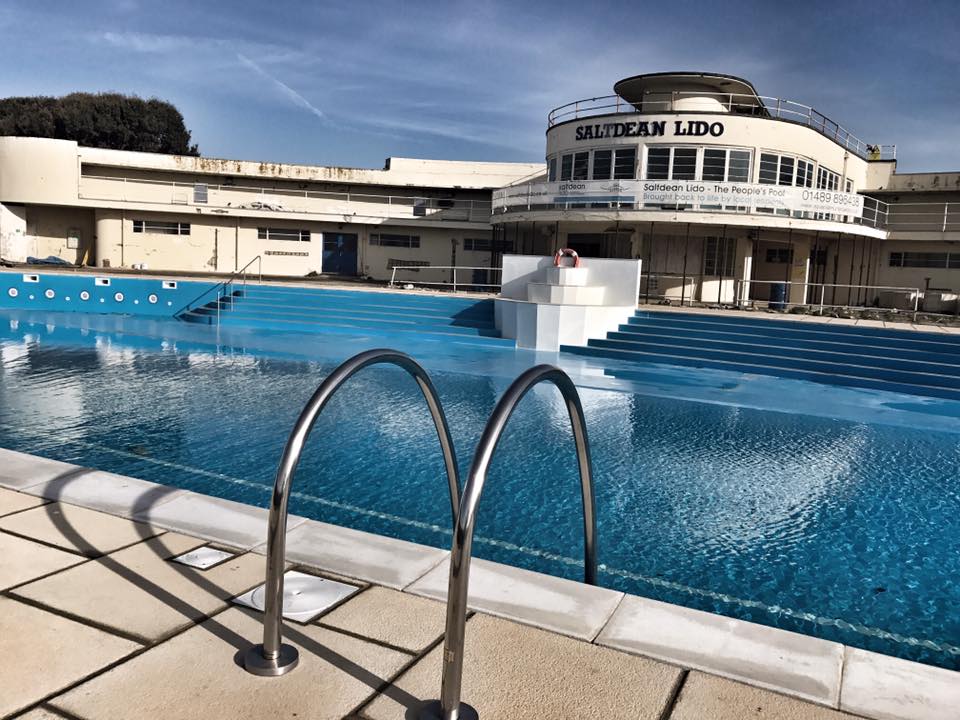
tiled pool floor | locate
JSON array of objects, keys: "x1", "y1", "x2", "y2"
[{"x1": 1, "y1": 450, "x2": 957, "y2": 720}]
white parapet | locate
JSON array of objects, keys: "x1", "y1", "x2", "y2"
[{"x1": 496, "y1": 254, "x2": 642, "y2": 351}]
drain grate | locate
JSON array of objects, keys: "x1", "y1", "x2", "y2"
[
  {"x1": 171, "y1": 546, "x2": 236, "y2": 569},
  {"x1": 233, "y1": 570, "x2": 359, "y2": 623}
]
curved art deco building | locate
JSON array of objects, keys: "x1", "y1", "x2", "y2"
[{"x1": 492, "y1": 72, "x2": 945, "y2": 308}]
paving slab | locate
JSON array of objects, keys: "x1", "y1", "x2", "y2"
[
  {"x1": 0, "y1": 532, "x2": 86, "y2": 590},
  {"x1": 0, "y1": 597, "x2": 139, "y2": 718},
  {"x1": 51, "y1": 607, "x2": 410, "y2": 720},
  {"x1": 266, "y1": 519, "x2": 448, "y2": 590},
  {"x1": 361, "y1": 612, "x2": 682, "y2": 719},
  {"x1": 0, "y1": 502, "x2": 162, "y2": 556},
  {"x1": 406, "y1": 555, "x2": 623, "y2": 640},
  {"x1": 596, "y1": 595, "x2": 843, "y2": 706},
  {"x1": 320, "y1": 585, "x2": 446, "y2": 654},
  {"x1": 24, "y1": 467, "x2": 185, "y2": 518},
  {"x1": 0, "y1": 448, "x2": 82, "y2": 490},
  {"x1": 133, "y1": 490, "x2": 305, "y2": 550},
  {"x1": 839, "y1": 647, "x2": 960, "y2": 720},
  {"x1": 670, "y1": 671, "x2": 861, "y2": 720},
  {"x1": 0, "y1": 486, "x2": 46, "y2": 516},
  {"x1": 11, "y1": 533, "x2": 264, "y2": 642}
]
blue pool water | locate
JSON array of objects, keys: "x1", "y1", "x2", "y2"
[{"x1": 1, "y1": 307, "x2": 959, "y2": 670}]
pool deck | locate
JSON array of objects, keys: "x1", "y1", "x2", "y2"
[{"x1": 2, "y1": 449, "x2": 958, "y2": 720}]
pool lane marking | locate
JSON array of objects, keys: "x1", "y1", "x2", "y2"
[{"x1": 21, "y1": 437, "x2": 960, "y2": 659}]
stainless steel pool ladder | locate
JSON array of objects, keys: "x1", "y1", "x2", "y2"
[
  {"x1": 244, "y1": 351, "x2": 598, "y2": 720},
  {"x1": 216, "y1": 255, "x2": 263, "y2": 327},
  {"x1": 419, "y1": 364, "x2": 597, "y2": 720},
  {"x1": 243, "y1": 348, "x2": 461, "y2": 676}
]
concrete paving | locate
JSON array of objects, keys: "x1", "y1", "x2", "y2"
[{"x1": 1, "y1": 480, "x2": 949, "y2": 720}]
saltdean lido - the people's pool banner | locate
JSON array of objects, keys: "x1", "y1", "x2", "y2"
[{"x1": 493, "y1": 180, "x2": 865, "y2": 217}]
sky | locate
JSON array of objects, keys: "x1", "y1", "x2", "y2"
[{"x1": 0, "y1": 0, "x2": 957, "y2": 172}]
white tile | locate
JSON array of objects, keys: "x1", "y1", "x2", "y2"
[
  {"x1": 407, "y1": 555, "x2": 623, "y2": 641},
  {"x1": 263, "y1": 519, "x2": 448, "y2": 590},
  {"x1": 26, "y1": 468, "x2": 184, "y2": 518},
  {"x1": 839, "y1": 648, "x2": 960, "y2": 720},
  {"x1": 133, "y1": 491, "x2": 305, "y2": 550},
  {"x1": 595, "y1": 595, "x2": 843, "y2": 707},
  {"x1": 232, "y1": 569, "x2": 359, "y2": 623},
  {"x1": 0, "y1": 448, "x2": 84, "y2": 490}
]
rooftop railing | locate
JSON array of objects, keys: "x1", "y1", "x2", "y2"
[
  {"x1": 78, "y1": 174, "x2": 493, "y2": 224},
  {"x1": 547, "y1": 92, "x2": 895, "y2": 161}
]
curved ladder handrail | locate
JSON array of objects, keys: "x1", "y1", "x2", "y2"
[
  {"x1": 423, "y1": 364, "x2": 597, "y2": 720},
  {"x1": 244, "y1": 348, "x2": 461, "y2": 676}
]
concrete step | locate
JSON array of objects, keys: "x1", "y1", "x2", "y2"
[
  {"x1": 602, "y1": 331, "x2": 960, "y2": 375},
  {"x1": 561, "y1": 344, "x2": 960, "y2": 401},
  {"x1": 613, "y1": 323, "x2": 960, "y2": 364},
  {"x1": 588, "y1": 339, "x2": 960, "y2": 389}
]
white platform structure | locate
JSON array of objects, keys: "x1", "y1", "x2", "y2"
[{"x1": 495, "y1": 254, "x2": 642, "y2": 351}]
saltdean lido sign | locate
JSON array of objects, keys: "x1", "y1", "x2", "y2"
[
  {"x1": 493, "y1": 180, "x2": 865, "y2": 218},
  {"x1": 575, "y1": 119, "x2": 724, "y2": 140}
]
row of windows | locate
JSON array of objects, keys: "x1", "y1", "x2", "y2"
[
  {"x1": 132, "y1": 220, "x2": 191, "y2": 235},
  {"x1": 546, "y1": 146, "x2": 848, "y2": 193},
  {"x1": 889, "y1": 252, "x2": 960, "y2": 269},
  {"x1": 258, "y1": 227, "x2": 310, "y2": 242},
  {"x1": 369, "y1": 233, "x2": 420, "y2": 248}
]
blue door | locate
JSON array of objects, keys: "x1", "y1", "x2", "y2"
[{"x1": 322, "y1": 233, "x2": 358, "y2": 276}]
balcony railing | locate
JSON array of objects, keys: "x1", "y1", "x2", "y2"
[
  {"x1": 547, "y1": 92, "x2": 895, "y2": 161},
  {"x1": 493, "y1": 179, "x2": 888, "y2": 229},
  {"x1": 78, "y1": 174, "x2": 493, "y2": 224}
]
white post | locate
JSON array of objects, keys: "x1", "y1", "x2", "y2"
[
  {"x1": 819, "y1": 284, "x2": 826, "y2": 315},
  {"x1": 389, "y1": 267, "x2": 397, "y2": 287},
  {"x1": 453, "y1": 267, "x2": 457, "y2": 293}
]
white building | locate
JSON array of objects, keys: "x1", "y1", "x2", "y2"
[{"x1": 1, "y1": 71, "x2": 958, "y2": 310}]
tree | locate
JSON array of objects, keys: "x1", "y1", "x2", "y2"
[{"x1": 0, "y1": 92, "x2": 199, "y2": 155}]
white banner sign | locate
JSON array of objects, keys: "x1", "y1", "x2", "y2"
[{"x1": 493, "y1": 180, "x2": 864, "y2": 218}]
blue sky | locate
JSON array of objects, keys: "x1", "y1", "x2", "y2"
[{"x1": 1, "y1": 0, "x2": 957, "y2": 172}]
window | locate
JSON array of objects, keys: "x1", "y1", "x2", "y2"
[
  {"x1": 464, "y1": 237, "x2": 513, "y2": 252},
  {"x1": 548, "y1": 158, "x2": 557, "y2": 182},
  {"x1": 591, "y1": 150, "x2": 612, "y2": 180},
  {"x1": 701, "y1": 149, "x2": 752, "y2": 209},
  {"x1": 645, "y1": 148, "x2": 670, "y2": 180},
  {"x1": 758, "y1": 153, "x2": 814, "y2": 215},
  {"x1": 560, "y1": 154, "x2": 573, "y2": 181},
  {"x1": 370, "y1": 233, "x2": 420, "y2": 248},
  {"x1": 132, "y1": 220, "x2": 190, "y2": 235},
  {"x1": 587, "y1": 147, "x2": 635, "y2": 181},
  {"x1": 889, "y1": 252, "x2": 960, "y2": 269},
  {"x1": 388, "y1": 258, "x2": 429, "y2": 270},
  {"x1": 572, "y1": 151, "x2": 589, "y2": 180},
  {"x1": 765, "y1": 248, "x2": 793, "y2": 264},
  {"x1": 193, "y1": 183, "x2": 208, "y2": 204},
  {"x1": 613, "y1": 148, "x2": 637, "y2": 179},
  {"x1": 258, "y1": 227, "x2": 310, "y2": 241},
  {"x1": 671, "y1": 148, "x2": 697, "y2": 179},
  {"x1": 704, "y1": 236, "x2": 736, "y2": 276},
  {"x1": 815, "y1": 166, "x2": 841, "y2": 220}
]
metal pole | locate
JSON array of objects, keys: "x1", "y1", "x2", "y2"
[
  {"x1": 244, "y1": 349, "x2": 462, "y2": 677},
  {"x1": 390, "y1": 267, "x2": 397, "y2": 287},
  {"x1": 717, "y1": 225, "x2": 727, "y2": 305},
  {"x1": 645, "y1": 221, "x2": 653, "y2": 304},
  {"x1": 680, "y1": 223, "x2": 690, "y2": 306},
  {"x1": 421, "y1": 365, "x2": 596, "y2": 720},
  {"x1": 820, "y1": 284, "x2": 826, "y2": 315},
  {"x1": 453, "y1": 267, "x2": 457, "y2": 293}
]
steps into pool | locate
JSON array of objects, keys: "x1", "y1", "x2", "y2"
[
  {"x1": 177, "y1": 285, "x2": 511, "y2": 346},
  {"x1": 561, "y1": 310, "x2": 960, "y2": 400}
]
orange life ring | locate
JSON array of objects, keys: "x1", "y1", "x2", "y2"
[{"x1": 553, "y1": 248, "x2": 581, "y2": 268}]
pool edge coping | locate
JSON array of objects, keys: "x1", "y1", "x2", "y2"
[{"x1": 1, "y1": 446, "x2": 957, "y2": 720}]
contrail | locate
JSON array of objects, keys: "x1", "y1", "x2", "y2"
[{"x1": 236, "y1": 53, "x2": 326, "y2": 122}]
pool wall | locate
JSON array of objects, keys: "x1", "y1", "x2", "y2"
[{"x1": 0, "y1": 270, "x2": 218, "y2": 317}]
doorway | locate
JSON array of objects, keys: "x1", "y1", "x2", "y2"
[{"x1": 322, "y1": 233, "x2": 358, "y2": 276}]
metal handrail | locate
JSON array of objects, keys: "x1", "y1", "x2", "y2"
[
  {"x1": 546, "y1": 91, "x2": 894, "y2": 160},
  {"x1": 244, "y1": 349, "x2": 461, "y2": 677},
  {"x1": 420, "y1": 364, "x2": 597, "y2": 720},
  {"x1": 216, "y1": 255, "x2": 262, "y2": 326},
  {"x1": 389, "y1": 265, "x2": 503, "y2": 292}
]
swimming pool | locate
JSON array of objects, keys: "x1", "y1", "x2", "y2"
[{"x1": 2, "y1": 306, "x2": 959, "y2": 671}]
